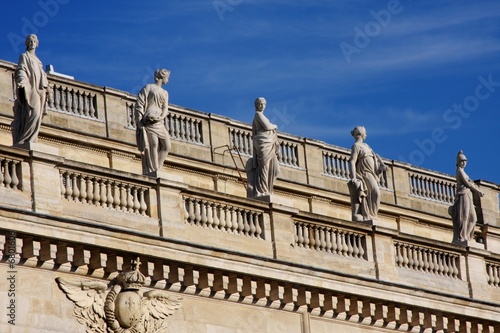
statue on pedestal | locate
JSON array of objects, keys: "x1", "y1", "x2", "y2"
[
  {"x1": 11, "y1": 34, "x2": 49, "y2": 146},
  {"x1": 135, "y1": 69, "x2": 172, "y2": 175},
  {"x1": 449, "y1": 150, "x2": 484, "y2": 244},
  {"x1": 347, "y1": 126, "x2": 386, "y2": 222},
  {"x1": 246, "y1": 97, "x2": 280, "y2": 199}
]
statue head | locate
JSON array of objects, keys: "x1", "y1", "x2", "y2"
[
  {"x1": 254, "y1": 97, "x2": 266, "y2": 112},
  {"x1": 24, "y1": 34, "x2": 39, "y2": 50},
  {"x1": 456, "y1": 150, "x2": 467, "y2": 167},
  {"x1": 351, "y1": 126, "x2": 366, "y2": 140},
  {"x1": 154, "y1": 69, "x2": 170, "y2": 84}
]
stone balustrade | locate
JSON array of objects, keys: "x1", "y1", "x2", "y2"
[
  {"x1": 0, "y1": 145, "x2": 498, "y2": 305},
  {"x1": 0, "y1": 155, "x2": 22, "y2": 190}
]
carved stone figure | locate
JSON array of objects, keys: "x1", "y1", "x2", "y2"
[
  {"x1": 135, "y1": 69, "x2": 172, "y2": 175},
  {"x1": 246, "y1": 97, "x2": 280, "y2": 199},
  {"x1": 449, "y1": 150, "x2": 485, "y2": 244},
  {"x1": 11, "y1": 34, "x2": 49, "y2": 146},
  {"x1": 347, "y1": 126, "x2": 386, "y2": 222},
  {"x1": 56, "y1": 258, "x2": 182, "y2": 333}
]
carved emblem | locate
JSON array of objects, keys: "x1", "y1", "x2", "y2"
[{"x1": 56, "y1": 258, "x2": 181, "y2": 333}]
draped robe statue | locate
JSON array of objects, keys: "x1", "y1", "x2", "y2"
[
  {"x1": 246, "y1": 97, "x2": 280, "y2": 198},
  {"x1": 135, "y1": 69, "x2": 172, "y2": 175},
  {"x1": 449, "y1": 150, "x2": 484, "y2": 244},
  {"x1": 348, "y1": 126, "x2": 386, "y2": 222},
  {"x1": 12, "y1": 34, "x2": 48, "y2": 146}
]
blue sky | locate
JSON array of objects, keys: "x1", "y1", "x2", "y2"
[{"x1": 1, "y1": 0, "x2": 499, "y2": 184}]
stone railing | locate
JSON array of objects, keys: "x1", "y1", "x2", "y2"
[
  {"x1": 60, "y1": 170, "x2": 150, "y2": 216},
  {"x1": 229, "y1": 128, "x2": 252, "y2": 156},
  {"x1": 394, "y1": 241, "x2": 460, "y2": 279},
  {"x1": 486, "y1": 261, "x2": 500, "y2": 287},
  {"x1": 294, "y1": 220, "x2": 367, "y2": 260},
  {"x1": 409, "y1": 171, "x2": 456, "y2": 204},
  {"x1": 48, "y1": 83, "x2": 98, "y2": 119},
  {"x1": 183, "y1": 195, "x2": 265, "y2": 239},
  {"x1": 322, "y1": 150, "x2": 389, "y2": 188},
  {"x1": 278, "y1": 141, "x2": 299, "y2": 168},
  {"x1": 0, "y1": 156, "x2": 22, "y2": 190},
  {"x1": 126, "y1": 103, "x2": 204, "y2": 144}
]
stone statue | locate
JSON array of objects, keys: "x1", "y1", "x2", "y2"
[
  {"x1": 11, "y1": 34, "x2": 49, "y2": 146},
  {"x1": 347, "y1": 126, "x2": 386, "y2": 222},
  {"x1": 246, "y1": 97, "x2": 280, "y2": 199},
  {"x1": 449, "y1": 150, "x2": 484, "y2": 245},
  {"x1": 56, "y1": 258, "x2": 182, "y2": 333},
  {"x1": 135, "y1": 69, "x2": 172, "y2": 175}
]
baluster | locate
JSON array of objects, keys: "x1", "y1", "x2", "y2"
[
  {"x1": 224, "y1": 205, "x2": 232, "y2": 233},
  {"x1": 335, "y1": 230, "x2": 342, "y2": 255},
  {"x1": 322, "y1": 153, "x2": 329, "y2": 174},
  {"x1": 0, "y1": 159, "x2": 5, "y2": 187},
  {"x1": 320, "y1": 227, "x2": 327, "y2": 252},
  {"x1": 63, "y1": 172, "x2": 72, "y2": 200},
  {"x1": 126, "y1": 185, "x2": 134, "y2": 212},
  {"x1": 52, "y1": 85, "x2": 59, "y2": 109},
  {"x1": 99, "y1": 179, "x2": 107, "y2": 207},
  {"x1": 120, "y1": 183, "x2": 127, "y2": 211},
  {"x1": 401, "y1": 244, "x2": 409, "y2": 268},
  {"x1": 296, "y1": 223, "x2": 304, "y2": 247},
  {"x1": 200, "y1": 200, "x2": 208, "y2": 227},
  {"x1": 325, "y1": 228, "x2": 332, "y2": 253},
  {"x1": 60, "y1": 172, "x2": 66, "y2": 197},
  {"x1": 236, "y1": 209, "x2": 244, "y2": 235},
  {"x1": 428, "y1": 250, "x2": 435, "y2": 273},
  {"x1": 139, "y1": 188, "x2": 147, "y2": 215},
  {"x1": 184, "y1": 197, "x2": 192, "y2": 223},
  {"x1": 246, "y1": 211, "x2": 254, "y2": 237},
  {"x1": 346, "y1": 233, "x2": 354, "y2": 257},
  {"x1": 4, "y1": 160, "x2": 12, "y2": 188},
  {"x1": 105, "y1": 180, "x2": 113, "y2": 208},
  {"x1": 255, "y1": 213, "x2": 262, "y2": 239},
  {"x1": 357, "y1": 236, "x2": 365, "y2": 259},
  {"x1": 78, "y1": 175, "x2": 86, "y2": 203},
  {"x1": 71, "y1": 174, "x2": 79, "y2": 202},
  {"x1": 93, "y1": 178, "x2": 101, "y2": 205},
  {"x1": 194, "y1": 120, "x2": 201, "y2": 143},
  {"x1": 179, "y1": 116, "x2": 186, "y2": 140},
  {"x1": 89, "y1": 95, "x2": 96, "y2": 118},
  {"x1": 229, "y1": 207, "x2": 237, "y2": 234},
  {"x1": 9, "y1": 161, "x2": 19, "y2": 190},
  {"x1": 169, "y1": 114, "x2": 176, "y2": 138},
  {"x1": 422, "y1": 249, "x2": 430, "y2": 272},
  {"x1": 112, "y1": 182, "x2": 121, "y2": 209},
  {"x1": 394, "y1": 243, "x2": 401, "y2": 266},
  {"x1": 194, "y1": 199, "x2": 201, "y2": 225},
  {"x1": 352, "y1": 234, "x2": 360, "y2": 258},
  {"x1": 209, "y1": 202, "x2": 217, "y2": 228},
  {"x1": 443, "y1": 254, "x2": 450, "y2": 277},
  {"x1": 494, "y1": 265, "x2": 500, "y2": 287},
  {"x1": 217, "y1": 204, "x2": 225, "y2": 231},
  {"x1": 86, "y1": 177, "x2": 94, "y2": 204},
  {"x1": 77, "y1": 91, "x2": 83, "y2": 115},
  {"x1": 61, "y1": 87, "x2": 68, "y2": 111},
  {"x1": 243, "y1": 210, "x2": 251, "y2": 236},
  {"x1": 407, "y1": 245, "x2": 414, "y2": 268},
  {"x1": 303, "y1": 224, "x2": 310, "y2": 249}
]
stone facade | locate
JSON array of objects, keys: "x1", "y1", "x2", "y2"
[{"x1": 0, "y1": 58, "x2": 499, "y2": 332}]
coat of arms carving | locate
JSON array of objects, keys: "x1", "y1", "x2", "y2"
[{"x1": 56, "y1": 258, "x2": 181, "y2": 333}]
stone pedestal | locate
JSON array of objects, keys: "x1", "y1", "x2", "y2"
[{"x1": 14, "y1": 142, "x2": 59, "y2": 155}]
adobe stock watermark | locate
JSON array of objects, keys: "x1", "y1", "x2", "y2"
[
  {"x1": 339, "y1": 0, "x2": 405, "y2": 64},
  {"x1": 213, "y1": 0, "x2": 243, "y2": 22},
  {"x1": 268, "y1": 105, "x2": 295, "y2": 133},
  {"x1": 7, "y1": 0, "x2": 71, "y2": 54},
  {"x1": 130, "y1": 64, "x2": 161, "y2": 95},
  {"x1": 5, "y1": 231, "x2": 17, "y2": 326},
  {"x1": 398, "y1": 74, "x2": 500, "y2": 166}
]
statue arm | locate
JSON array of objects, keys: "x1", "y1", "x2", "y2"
[
  {"x1": 348, "y1": 145, "x2": 358, "y2": 180},
  {"x1": 135, "y1": 86, "x2": 148, "y2": 128},
  {"x1": 457, "y1": 168, "x2": 484, "y2": 197},
  {"x1": 255, "y1": 112, "x2": 277, "y2": 131},
  {"x1": 159, "y1": 91, "x2": 169, "y2": 120}
]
